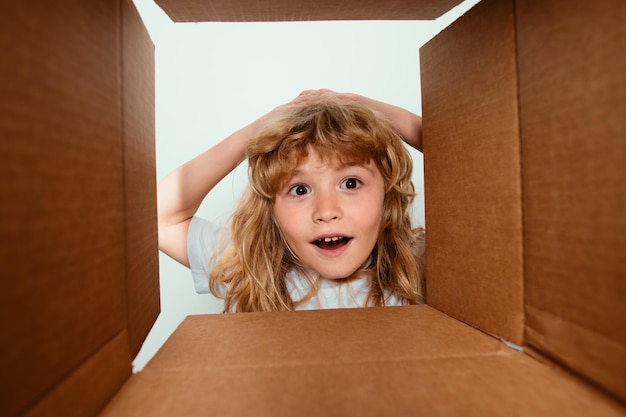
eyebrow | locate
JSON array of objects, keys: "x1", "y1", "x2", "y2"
[
  {"x1": 338, "y1": 162, "x2": 378, "y2": 176},
  {"x1": 279, "y1": 162, "x2": 377, "y2": 190},
  {"x1": 291, "y1": 162, "x2": 375, "y2": 176}
]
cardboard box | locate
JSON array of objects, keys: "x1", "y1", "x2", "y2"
[{"x1": 1, "y1": 0, "x2": 624, "y2": 415}]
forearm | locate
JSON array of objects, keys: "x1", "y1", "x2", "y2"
[
  {"x1": 156, "y1": 97, "x2": 301, "y2": 265},
  {"x1": 157, "y1": 123, "x2": 252, "y2": 228},
  {"x1": 343, "y1": 93, "x2": 423, "y2": 152}
]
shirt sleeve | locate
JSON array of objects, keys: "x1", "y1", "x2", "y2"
[{"x1": 186, "y1": 216, "x2": 225, "y2": 294}]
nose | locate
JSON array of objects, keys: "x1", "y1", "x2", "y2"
[{"x1": 313, "y1": 189, "x2": 342, "y2": 223}]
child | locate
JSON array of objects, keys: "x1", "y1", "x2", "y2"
[{"x1": 157, "y1": 89, "x2": 424, "y2": 312}]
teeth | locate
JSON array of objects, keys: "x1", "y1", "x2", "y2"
[{"x1": 322, "y1": 236, "x2": 342, "y2": 242}]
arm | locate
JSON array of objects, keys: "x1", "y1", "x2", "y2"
[
  {"x1": 344, "y1": 93, "x2": 423, "y2": 152},
  {"x1": 157, "y1": 125, "x2": 249, "y2": 267},
  {"x1": 157, "y1": 101, "x2": 295, "y2": 267}
]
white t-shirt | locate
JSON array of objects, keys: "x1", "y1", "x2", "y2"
[{"x1": 186, "y1": 216, "x2": 404, "y2": 310}]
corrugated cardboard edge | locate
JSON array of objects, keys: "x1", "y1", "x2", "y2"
[
  {"x1": 141, "y1": 306, "x2": 505, "y2": 372},
  {"x1": 154, "y1": 0, "x2": 463, "y2": 22},
  {"x1": 121, "y1": 0, "x2": 161, "y2": 360}
]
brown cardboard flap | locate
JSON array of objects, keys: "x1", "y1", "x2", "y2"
[
  {"x1": 420, "y1": 0, "x2": 524, "y2": 344},
  {"x1": 24, "y1": 332, "x2": 131, "y2": 417},
  {"x1": 101, "y1": 308, "x2": 624, "y2": 416},
  {"x1": 121, "y1": 0, "x2": 160, "y2": 359},
  {"x1": 0, "y1": 1, "x2": 128, "y2": 416},
  {"x1": 143, "y1": 306, "x2": 502, "y2": 371},
  {"x1": 525, "y1": 306, "x2": 626, "y2": 402},
  {"x1": 516, "y1": 0, "x2": 626, "y2": 403},
  {"x1": 154, "y1": 0, "x2": 462, "y2": 22}
]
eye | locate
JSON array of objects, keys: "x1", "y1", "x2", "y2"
[
  {"x1": 341, "y1": 178, "x2": 361, "y2": 190},
  {"x1": 288, "y1": 184, "x2": 311, "y2": 196}
]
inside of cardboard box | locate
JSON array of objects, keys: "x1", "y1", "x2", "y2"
[
  {"x1": 130, "y1": 0, "x2": 481, "y2": 371},
  {"x1": 3, "y1": 0, "x2": 625, "y2": 415},
  {"x1": 128, "y1": 0, "x2": 625, "y2": 412}
]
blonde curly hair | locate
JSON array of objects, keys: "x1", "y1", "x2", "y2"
[{"x1": 209, "y1": 98, "x2": 424, "y2": 312}]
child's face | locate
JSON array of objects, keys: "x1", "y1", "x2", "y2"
[{"x1": 273, "y1": 150, "x2": 385, "y2": 280}]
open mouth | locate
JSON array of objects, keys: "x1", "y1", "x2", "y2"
[{"x1": 313, "y1": 236, "x2": 352, "y2": 250}]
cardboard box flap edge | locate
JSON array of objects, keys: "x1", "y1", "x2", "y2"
[
  {"x1": 139, "y1": 306, "x2": 505, "y2": 373},
  {"x1": 121, "y1": 0, "x2": 160, "y2": 360},
  {"x1": 154, "y1": 0, "x2": 465, "y2": 22}
]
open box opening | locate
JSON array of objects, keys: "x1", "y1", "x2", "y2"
[
  {"x1": 132, "y1": 2, "x2": 455, "y2": 370},
  {"x1": 1, "y1": 0, "x2": 624, "y2": 416}
]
